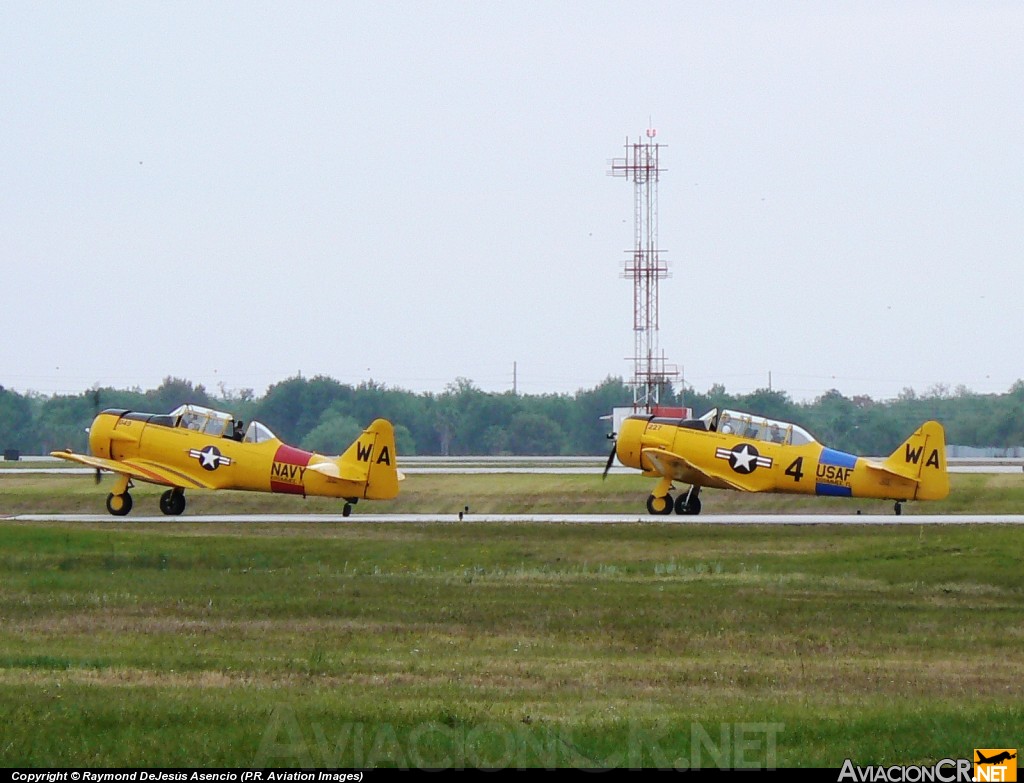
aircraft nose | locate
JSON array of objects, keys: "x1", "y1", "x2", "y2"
[
  {"x1": 615, "y1": 418, "x2": 647, "y2": 469},
  {"x1": 88, "y1": 414, "x2": 114, "y2": 458}
]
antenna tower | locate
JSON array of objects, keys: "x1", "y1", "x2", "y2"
[{"x1": 610, "y1": 128, "x2": 679, "y2": 411}]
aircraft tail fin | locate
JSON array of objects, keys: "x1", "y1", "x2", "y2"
[
  {"x1": 881, "y1": 420, "x2": 949, "y2": 500},
  {"x1": 338, "y1": 418, "x2": 402, "y2": 500}
]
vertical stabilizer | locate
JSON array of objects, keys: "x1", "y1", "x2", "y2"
[
  {"x1": 883, "y1": 420, "x2": 949, "y2": 500},
  {"x1": 339, "y1": 418, "x2": 401, "y2": 499}
]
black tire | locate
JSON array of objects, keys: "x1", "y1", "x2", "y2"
[
  {"x1": 106, "y1": 492, "x2": 132, "y2": 516},
  {"x1": 171, "y1": 492, "x2": 186, "y2": 515},
  {"x1": 161, "y1": 489, "x2": 186, "y2": 516},
  {"x1": 342, "y1": 502, "x2": 353, "y2": 517},
  {"x1": 675, "y1": 495, "x2": 702, "y2": 515},
  {"x1": 894, "y1": 502, "x2": 902, "y2": 516},
  {"x1": 646, "y1": 494, "x2": 673, "y2": 515}
]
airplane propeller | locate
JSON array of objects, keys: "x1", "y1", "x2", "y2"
[
  {"x1": 602, "y1": 434, "x2": 617, "y2": 480},
  {"x1": 90, "y1": 389, "x2": 101, "y2": 484}
]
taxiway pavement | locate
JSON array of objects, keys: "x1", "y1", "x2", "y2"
[{"x1": 6, "y1": 513, "x2": 1024, "y2": 525}]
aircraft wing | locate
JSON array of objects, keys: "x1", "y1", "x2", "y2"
[
  {"x1": 642, "y1": 447, "x2": 764, "y2": 492},
  {"x1": 50, "y1": 450, "x2": 217, "y2": 489}
]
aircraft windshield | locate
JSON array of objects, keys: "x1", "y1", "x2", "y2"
[
  {"x1": 243, "y1": 421, "x2": 276, "y2": 444},
  {"x1": 701, "y1": 408, "x2": 816, "y2": 446}
]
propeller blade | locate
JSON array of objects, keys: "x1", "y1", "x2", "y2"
[
  {"x1": 602, "y1": 443, "x2": 617, "y2": 480},
  {"x1": 95, "y1": 468, "x2": 102, "y2": 485}
]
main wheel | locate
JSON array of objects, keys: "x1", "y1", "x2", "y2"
[
  {"x1": 160, "y1": 489, "x2": 186, "y2": 516},
  {"x1": 169, "y1": 491, "x2": 186, "y2": 515},
  {"x1": 894, "y1": 501, "x2": 903, "y2": 516},
  {"x1": 342, "y1": 502, "x2": 353, "y2": 517},
  {"x1": 674, "y1": 495, "x2": 702, "y2": 515},
  {"x1": 106, "y1": 492, "x2": 133, "y2": 516},
  {"x1": 646, "y1": 494, "x2": 673, "y2": 515}
]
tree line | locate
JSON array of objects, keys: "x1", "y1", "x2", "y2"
[{"x1": 2, "y1": 375, "x2": 1023, "y2": 457}]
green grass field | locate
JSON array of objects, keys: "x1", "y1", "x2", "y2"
[
  {"x1": 0, "y1": 473, "x2": 1021, "y2": 768},
  {"x1": 4, "y1": 470, "x2": 1024, "y2": 515}
]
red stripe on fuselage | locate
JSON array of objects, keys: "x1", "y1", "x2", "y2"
[{"x1": 270, "y1": 444, "x2": 312, "y2": 495}]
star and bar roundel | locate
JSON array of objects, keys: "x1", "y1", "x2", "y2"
[
  {"x1": 189, "y1": 445, "x2": 233, "y2": 471},
  {"x1": 715, "y1": 443, "x2": 773, "y2": 474}
]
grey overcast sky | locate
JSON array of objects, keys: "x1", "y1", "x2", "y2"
[{"x1": 3, "y1": 1, "x2": 1023, "y2": 402}]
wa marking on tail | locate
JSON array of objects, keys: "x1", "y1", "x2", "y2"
[
  {"x1": 905, "y1": 445, "x2": 941, "y2": 468},
  {"x1": 355, "y1": 441, "x2": 393, "y2": 466}
]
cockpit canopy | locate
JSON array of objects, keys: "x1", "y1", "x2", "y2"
[
  {"x1": 169, "y1": 404, "x2": 277, "y2": 444},
  {"x1": 698, "y1": 408, "x2": 817, "y2": 447}
]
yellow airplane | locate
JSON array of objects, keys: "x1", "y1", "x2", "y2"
[
  {"x1": 605, "y1": 408, "x2": 949, "y2": 515},
  {"x1": 50, "y1": 404, "x2": 402, "y2": 517}
]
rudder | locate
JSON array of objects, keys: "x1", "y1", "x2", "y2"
[
  {"x1": 883, "y1": 420, "x2": 949, "y2": 500},
  {"x1": 339, "y1": 418, "x2": 401, "y2": 499}
]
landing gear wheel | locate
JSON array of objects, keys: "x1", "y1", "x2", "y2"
[
  {"x1": 159, "y1": 489, "x2": 186, "y2": 516},
  {"x1": 894, "y1": 501, "x2": 903, "y2": 516},
  {"x1": 674, "y1": 495, "x2": 702, "y2": 515},
  {"x1": 342, "y1": 502, "x2": 353, "y2": 517},
  {"x1": 106, "y1": 492, "x2": 133, "y2": 516},
  {"x1": 646, "y1": 494, "x2": 674, "y2": 515}
]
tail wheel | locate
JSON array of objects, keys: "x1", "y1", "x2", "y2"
[
  {"x1": 106, "y1": 492, "x2": 133, "y2": 516},
  {"x1": 343, "y1": 502, "x2": 353, "y2": 517},
  {"x1": 646, "y1": 494, "x2": 673, "y2": 515},
  {"x1": 160, "y1": 489, "x2": 186, "y2": 516}
]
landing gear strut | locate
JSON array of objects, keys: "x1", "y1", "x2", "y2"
[
  {"x1": 160, "y1": 488, "x2": 186, "y2": 516},
  {"x1": 105, "y1": 474, "x2": 134, "y2": 516},
  {"x1": 646, "y1": 477, "x2": 674, "y2": 515}
]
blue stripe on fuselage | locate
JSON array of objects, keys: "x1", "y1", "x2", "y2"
[
  {"x1": 819, "y1": 448, "x2": 858, "y2": 468},
  {"x1": 816, "y1": 482, "x2": 853, "y2": 497}
]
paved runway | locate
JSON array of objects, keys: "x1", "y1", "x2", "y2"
[
  {"x1": 6, "y1": 512, "x2": 1024, "y2": 524},
  {"x1": 3, "y1": 457, "x2": 1023, "y2": 475}
]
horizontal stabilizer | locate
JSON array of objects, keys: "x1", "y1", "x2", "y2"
[
  {"x1": 308, "y1": 461, "x2": 406, "y2": 483},
  {"x1": 305, "y1": 462, "x2": 340, "y2": 479},
  {"x1": 306, "y1": 460, "x2": 369, "y2": 483},
  {"x1": 863, "y1": 459, "x2": 917, "y2": 482}
]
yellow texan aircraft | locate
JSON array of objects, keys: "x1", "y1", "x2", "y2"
[
  {"x1": 604, "y1": 408, "x2": 949, "y2": 515},
  {"x1": 51, "y1": 404, "x2": 402, "y2": 517}
]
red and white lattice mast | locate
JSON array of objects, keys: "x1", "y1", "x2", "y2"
[{"x1": 610, "y1": 127, "x2": 679, "y2": 413}]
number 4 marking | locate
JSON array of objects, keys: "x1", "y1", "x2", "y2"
[{"x1": 785, "y1": 457, "x2": 805, "y2": 482}]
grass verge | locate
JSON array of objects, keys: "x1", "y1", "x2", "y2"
[
  {"x1": 0, "y1": 519, "x2": 1020, "y2": 767},
  {"x1": 3, "y1": 471, "x2": 1024, "y2": 515}
]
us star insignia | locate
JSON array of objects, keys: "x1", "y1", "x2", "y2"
[
  {"x1": 716, "y1": 444, "x2": 773, "y2": 474},
  {"x1": 189, "y1": 445, "x2": 233, "y2": 471}
]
